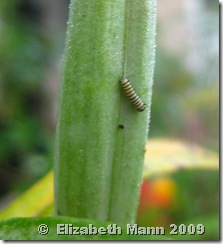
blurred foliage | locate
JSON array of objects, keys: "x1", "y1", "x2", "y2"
[
  {"x1": 204, "y1": 0, "x2": 219, "y2": 10},
  {"x1": 150, "y1": 49, "x2": 218, "y2": 151},
  {"x1": 0, "y1": 0, "x2": 54, "y2": 196},
  {"x1": 136, "y1": 170, "x2": 219, "y2": 240},
  {"x1": 183, "y1": 86, "x2": 219, "y2": 150},
  {"x1": 136, "y1": 139, "x2": 219, "y2": 240},
  {"x1": 150, "y1": 50, "x2": 193, "y2": 137},
  {"x1": 143, "y1": 138, "x2": 218, "y2": 177}
]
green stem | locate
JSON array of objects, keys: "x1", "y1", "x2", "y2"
[{"x1": 54, "y1": 0, "x2": 156, "y2": 224}]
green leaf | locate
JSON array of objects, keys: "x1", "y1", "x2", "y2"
[
  {"x1": 0, "y1": 171, "x2": 53, "y2": 220},
  {"x1": 0, "y1": 216, "x2": 170, "y2": 240},
  {"x1": 55, "y1": 0, "x2": 156, "y2": 224},
  {"x1": 165, "y1": 214, "x2": 219, "y2": 240}
]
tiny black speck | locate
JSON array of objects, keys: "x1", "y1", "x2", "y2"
[{"x1": 118, "y1": 124, "x2": 125, "y2": 129}]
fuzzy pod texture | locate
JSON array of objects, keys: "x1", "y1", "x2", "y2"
[{"x1": 54, "y1": 0, "x2": 156, "y2": 224}]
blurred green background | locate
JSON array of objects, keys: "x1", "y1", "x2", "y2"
[
  {"x1": 0, "y1": 0, "x2": 69, "y2": 198},
  {"x1": 0, "y1": 0, "x2": 219, "y2": 239}
]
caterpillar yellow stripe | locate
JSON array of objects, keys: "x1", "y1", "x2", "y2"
[{"x1": 120, "y1": 78, "x2": 146, "y2": 112}]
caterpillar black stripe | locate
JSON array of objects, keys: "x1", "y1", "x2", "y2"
[{"x1": 120, "y1": 78, "x2": 146, "y2": 112}]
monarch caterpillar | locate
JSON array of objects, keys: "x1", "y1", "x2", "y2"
[{"x1": 120, "y1": 78, "x2": 146, "y2": 112}]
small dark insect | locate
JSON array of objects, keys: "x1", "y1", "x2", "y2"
[
  {"x1": 120, "y1": 78, "x2": 146, "y2": 112},
  {"x1": 118, "y1": 124, "x2": 125, "y2": 129}
]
